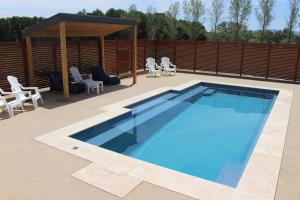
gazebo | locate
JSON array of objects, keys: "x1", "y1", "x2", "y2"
[{"x1": 22, "y1": 13, "x2": 137, "y2": 101}]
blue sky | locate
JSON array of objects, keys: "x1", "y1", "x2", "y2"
[{"x1": 0, "y1": 0, "x2": 297, "y2": 31}]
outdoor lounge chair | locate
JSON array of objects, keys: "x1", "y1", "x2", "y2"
[
  {"x1": 161, "y1": 57, "x2": 176, "y2": 76},
  {"x1": 47, "y1": 71, "x2": 85, "y2": 94},
  {"x1": 0, "y1": 88, "x2": 24, "y2": 117},
  {"x1": 69, "y1": 66, "x2": 103, "y2": 94},
  {"x1": 146, "y1": 57, "x2": 161, "y2": 77},
  {"x1": 90, "y1": 65, "x2": 120, "y2": 85},
  {"x1": 7, "y1": 76, "x2": 43, "y2": 109}
]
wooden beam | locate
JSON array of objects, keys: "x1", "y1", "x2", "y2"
[
  {"x1": 100, "y1": 35, "x2": 105, "y2": 70},
  {"x1": 59, "y1": 21, "x2": 70, "y2": 101},
  {"x1": 131, "y1": 25, "x2": 137, "y2": 84},
  {"x1": 25, "y1": 36, "x2": 34, "y2": 86}
]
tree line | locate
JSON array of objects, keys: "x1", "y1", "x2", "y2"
[{"x1": 0, "y1": 0, "x2": 300, "y2": 43}]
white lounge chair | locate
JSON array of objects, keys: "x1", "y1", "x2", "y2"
[
  {"x1": 0, "y1": 88, "x2": 24, "y2": 117},
  {"x1": 146, "y1": 57, "x2": 161, "y2": 77},
  {"x1": 69, "y1": 66, "x2": 103, "y2": 94},
  {"x1": 7, "y1": 76, "x2": 43, "y2": 109},
  {"x1": 161, "y1": 57, "x2": 176, "y2": 76}
]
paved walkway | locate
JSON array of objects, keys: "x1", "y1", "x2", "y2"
[{"x1": 0, "y1": 73, "x2": 299, "y2": 200}]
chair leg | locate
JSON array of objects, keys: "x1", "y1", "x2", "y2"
[
  {"x1": 96, "y1": 85, "x2": 100, "y2": 95},
  {"x1": 7, "y1": 106, "x2": 14, "y2": 117},
  {"x1": 32, "y1": 98, "x2": 38, "y2": 109},
  {"x1": 40, "y1": 96, "x2": 44, "y2": 104}
]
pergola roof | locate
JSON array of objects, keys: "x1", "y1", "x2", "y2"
[
  {"x1": 22, "y1": 13, "x2": 137, "y2": 37},
  {"x1": 22, "y1": 13, "x2": 137, "y2": 101}
]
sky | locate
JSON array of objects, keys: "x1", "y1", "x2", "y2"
[{"x1": 0, "y1": 0, "x2": 298, "y2": 31}]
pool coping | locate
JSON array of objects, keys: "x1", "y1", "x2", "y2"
[{"x1": 35, "y1": 80, "x2": 293, "y2": 200}]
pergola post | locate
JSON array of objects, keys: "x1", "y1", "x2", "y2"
[
  {"x1": 100, "y1": 35, "x2": 105, "y2": 70},
  {"x1": 131, "y1": 25, "x2": 137, "y2": 84},
  {"x1": 59, "y1": 21, "x2": 70, "y2": 101},
  {"x1": 25, "y1": 36, "x2": 34, "y2": 86}
]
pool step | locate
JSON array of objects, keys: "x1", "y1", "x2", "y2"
[
  {"x1": 129, "y1": 92, "x2": 178, "y2": 115},
  {"x1": 201, "y1": 88, "x2": 217, "y2": 96},
  {"x1": 86, "y1": 86, "x2": 208, "y2": 147}
]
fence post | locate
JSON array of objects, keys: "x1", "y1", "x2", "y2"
[
  {"x1": 52, "y1": 38, "x2": 57, "y2": 71},
  {"x1": 116, "y1": 40, "x2": 119, "y2": 75},
  {"x1": 77, "y1": 39, "x2": 81, "y2": 69},
  {"x1": 194, "y1": 40, "x2": 197, "y2": 72},
  {"x1": 173, "y1": 40, "x2": 176, "y2": 64},
  {"x1": 22, "y1": 39, "x2": 29, "y2": 86},
  {"x1": 266, "y1": 42, "x2": 272, "y2": 79},
  {"x1": 98, "y1": 37, "x2": 101, "y2": 67},
  {"x1": 216, "y1": 41, "x2": 220, "y2": 74},
  {"x1": 294, "y1": 44, "x2": 300, "y2": 82},
  {"x1": 154, "y1": 40, "x2": 157, "y2": 60},
  {"x1": 143, "y1": 39, "x2": 146, "y2": 70},
  {"x1": 240, "y1": 42, "x2": 245, "y2": 77}
]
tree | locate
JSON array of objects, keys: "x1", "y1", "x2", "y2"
[
  {"x1": 183, "y1": 0, "x2": 205, "y2": 39},
  {"x1": 217, "y1": 21, "x2": 235, "y2": 41},
  {"x1": 255, "y1": 0, "x2": 276, "y2": 42},
  {"x1": 145, "y1": 5, "x2": 158, "y2": 39},
  {"x1": 0, "y1": 17, "x2": 44, "y2": 41},
  {"x1": 105, "y1": 8, "x2": 127, "y2": 18},
  {"x1": 90, "y1": 9, "x2": 104, "y2": 16},
  {"x1": 128, "y1": 4, "x2": 140, "y2": 21},
  {"x1": 166, "y1": 2, "x2": 180, "y2": 39},
  {"x1": 208, "y1": 0, "x2": 224, "y2": 40},
  {"x1": 229, "y1": 0, "x2": 252, "y2": 41},
  {"x1": 78, "y1": 9, "x2": 87, "y2": 15},
  {"x1": 286, "y1": 0, "x2": 300, "y2": 43}
]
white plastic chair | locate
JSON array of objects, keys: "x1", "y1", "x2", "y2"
[
  {"x1": 0, "y1": 88, "x2": 24, "y2": 117},
  {"x1": 7, "y1": 76, "x2": 43, "y2": 109},
  {"x1": 161, "y1": 57, "x2": 176, "y2": 76},
  {"x1": 146, "y1": 57, "x2": 161, "y2": 77},
  {"x1": 69, "y1": 66, "x2": 103, "y2": 94}
]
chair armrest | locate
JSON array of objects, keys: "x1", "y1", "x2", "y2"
[
  {"x1": 155, "y1": 64, "x2": 161, "y2": 70},
  {"x1": 1, "y1": 89, "x2": 26, "y2": 98},
  {"x1": 0, "y1": 89, "x2": 14, "y2": 95},
  {"x1": 21, "y1": 86, "x2": 39, "y2": 95},
  {"x1": 170, "y1": 63, "x2": 176, "y2": 68},
  {"x1": 81, "y1": 74, "x2": 92, "y2": 80}
]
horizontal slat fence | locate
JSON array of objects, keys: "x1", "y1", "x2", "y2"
[
  {"x1": 0, "y1": 40, "x2": 300, "y2": 90},
  {"x1": 0, "y1": 42, "x2": 27, "y2": 90}
]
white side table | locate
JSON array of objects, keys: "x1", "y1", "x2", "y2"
[{"x1": 86, "y1": 81, "x2": 103, "y2": 95}]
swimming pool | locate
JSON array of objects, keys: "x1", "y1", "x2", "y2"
[{"x1": 71, "y1": 83, "x2": 278, "y2": 187}]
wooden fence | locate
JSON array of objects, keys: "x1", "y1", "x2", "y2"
[{"x1": 0, "y1": 40, "x2": 299, "y2": 90}]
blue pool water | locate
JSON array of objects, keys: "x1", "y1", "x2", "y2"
[{"x1": 71, "y1": 83, "x2": 277, "y2": 187}]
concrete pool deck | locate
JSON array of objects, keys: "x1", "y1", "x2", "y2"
[{"x1": 1, "y1": 73, "x2": 299, "y2": 200}]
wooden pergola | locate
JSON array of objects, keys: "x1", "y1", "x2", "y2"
[{"x1": 22, "y1": 13, "x2": 137, "y2": 101}]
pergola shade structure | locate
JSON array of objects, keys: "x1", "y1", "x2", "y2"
[{"x1": 22, "y1": 13, "x2": 137, "y2": 101}]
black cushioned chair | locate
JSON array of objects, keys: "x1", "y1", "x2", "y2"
[
  {"x1": 91, "y1": 65, "x2": 120, "y2": 85},
  {"x1": 47, "y1": 71, "x2": 85, "y2": 94}
]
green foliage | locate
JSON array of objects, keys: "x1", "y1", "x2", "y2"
[
  {"x1": 287, "y1": 0, "x2": 300, "y2": 43},
  {"x1": 166, "y1": 2, "x2": 180, "y2": 39},
  {"x1": 229, "y1": 0, "x2": 252, "y2": 41},
  {"x1": 209, "y1": 0, "x2": 225, "y2": 40},
  {"x1": 183, "y1": 0, "x2": 206, "y2": 39},
  {"x1": 0, "y1": 16, "x2": 44, "y2": 41},
  {"x1": 0, "y1": 4, "x2": 298, "y2": 43},
  {"x1": 255, "y1": 0, "x2": 276, "y2": 42}
]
